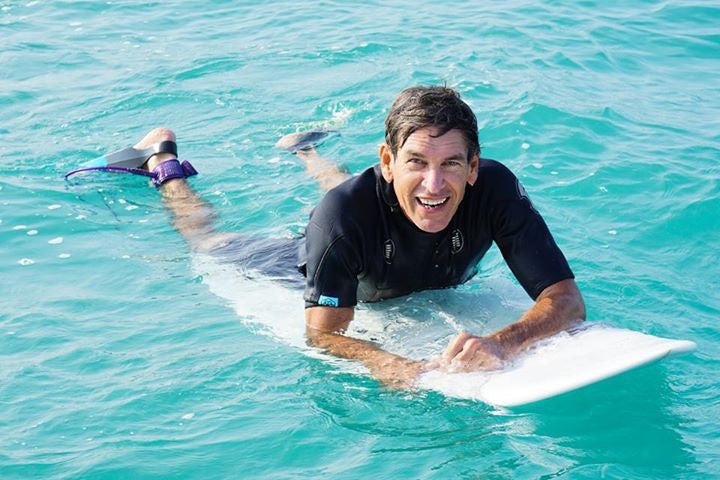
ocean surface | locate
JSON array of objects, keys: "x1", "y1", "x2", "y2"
[{"x1": 1, "y1": 1, "x2": 719, "y2": 478}]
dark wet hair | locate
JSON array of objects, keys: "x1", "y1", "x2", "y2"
[{"x1": 385, "y1": 86, "x2": 480, "y2": 161}]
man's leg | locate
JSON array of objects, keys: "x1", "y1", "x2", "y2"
[
  {"x1": 276, "y1": 132, "x2": 351, "y2": 192},
  {"x1": 140, "y1": 127, "x2": 236, "y2": 252}
]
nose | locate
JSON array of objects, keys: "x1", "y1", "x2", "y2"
[{"x1": 422, "y1": 167, "x2": 444, "y2": 194}]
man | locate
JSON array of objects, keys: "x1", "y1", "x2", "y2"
[
  {"x1": 293, "y1": 87, "x2": 585, "y2": 387},
  {"x1": 121, "y1": 86, "x2": 584, "y2": 388}
]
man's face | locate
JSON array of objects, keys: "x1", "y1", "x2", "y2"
[{"x1": 380, "y1": 127, "x2": 479, "y2": 233}]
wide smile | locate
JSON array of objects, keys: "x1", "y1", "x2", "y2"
[{"x1": 416, "y1": 196, "x2": 449, "y2": 210}]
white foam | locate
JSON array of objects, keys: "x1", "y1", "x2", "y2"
[
  {"x1": 181, "y1": 413, "x2": 194, "y2": 420},
  {"x1": 13, "y1": 225, "x2": 27, "y2": 230},
  {"x1": 26, "y1": 229, "x2": 38, "y2": 236},
  {"x1": 48, "y1": 237, "x2": 64, "y2": 245},
  {"x1": 48, "y1": 204, "x2": 62, "y2": 210},
  {"x1": 192, "y1": 254, "x2": 306, "y2": 347},
  {"x1": 522, "y1": 142, "x2": 530, "y2": 150},
  {"x1": 58, "y1": 253, "x2": 71, "y2": 259}
]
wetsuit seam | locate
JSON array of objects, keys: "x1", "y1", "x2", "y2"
[{"x1": 312, "y1": 234, "x2": 348, "y2": 295}]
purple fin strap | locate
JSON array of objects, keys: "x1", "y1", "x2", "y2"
[
  {"x1": 151, "y1": 159, "x2": 198, "y2": 187},
  {"x1": 64, "y1": 159, "x2": 198, "y2": 187},
  {"x1": 64, "y1": 166, "x2": 155, "y2": 179}
]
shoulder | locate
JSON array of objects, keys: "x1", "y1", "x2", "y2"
[
  {"x1": 476, "y1": 158, "x2": 520, "y2": 190},
  {"x1": 308, "y1": 167, "x2": 378, "y2": 236},
  {"x1": 322, "y1": 166, "x2": 376, "y2": 205},
  {"x1": 468, "y1": 158, "x2": 525, "y2": 204}
]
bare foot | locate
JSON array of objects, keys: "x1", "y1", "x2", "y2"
[
  {"x1": 134, "y1": 127, "x2": 177, "y2": 170},
  {"x1": 275, "y1": 131, "x2": 331, "y2": 153}
]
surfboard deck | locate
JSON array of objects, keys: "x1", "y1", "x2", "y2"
[{"x1": 418, "y1": 324, "x2": 696, "y2": 407}]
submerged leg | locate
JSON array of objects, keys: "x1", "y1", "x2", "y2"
[
  {"x1": 276, "y1": 131, "x2": 351, "y2": 192},
  {"x1": 139, "y1": 127, "x2": 236, "y2": 252}
]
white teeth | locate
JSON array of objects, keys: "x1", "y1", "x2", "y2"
[{"x1": 419, "y1": 197, "x2": 448, "y2": 207}]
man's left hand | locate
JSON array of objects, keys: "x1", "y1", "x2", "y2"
[{"x1": 428, "y1": 331, "x2": 507, "y2": 372}]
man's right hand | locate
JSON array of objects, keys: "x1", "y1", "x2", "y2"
[{"x1": 305, "y1": 306, "x2": 425, "y2": 389}]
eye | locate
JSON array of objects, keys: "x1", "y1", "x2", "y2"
[{"x1": 444, "y1": 160, "x2": 463, "y2": 168}]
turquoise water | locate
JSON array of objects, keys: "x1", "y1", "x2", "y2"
[{"x1": 2, "y1": 0, "x2": 719, "y2": 478}]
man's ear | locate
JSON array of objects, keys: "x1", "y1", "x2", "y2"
[
  {"x1": 379, "y1": 144, "x2": 394, "y2": 183},
  {"x1": 467, "y1": 153, "x2": 479, "y2": 186}
]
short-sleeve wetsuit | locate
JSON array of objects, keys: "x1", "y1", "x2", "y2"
[{"x1": 303, "y1": 159, "x2": 574, "y2": 308}]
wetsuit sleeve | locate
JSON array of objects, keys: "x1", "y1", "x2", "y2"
[
  {"x1": 489, "y1": 168, "x2": 574, "y2": 300},
  {"x1": 303, "y1": 192, "x2": 363, "y2": 309}
]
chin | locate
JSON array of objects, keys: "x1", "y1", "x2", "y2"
[{"x1": 414, "y1": 218, "x2": 451, "y2": 233}]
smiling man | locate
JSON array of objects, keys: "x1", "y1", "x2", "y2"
[
  {"x1": 300, "y1": 86, "x2": 585, "y2": 386},
  {"x1": 110, "y1": 86, "x2": 584, "y2": 389}
]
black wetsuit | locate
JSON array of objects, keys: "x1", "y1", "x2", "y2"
[{"x1": 303, "y1": 159, "x2": 574, "y2": 308}]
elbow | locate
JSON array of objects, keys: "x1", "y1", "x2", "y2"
[
  {"x1": 540, "y1": 278, "x2": 586, "y2": 325},
  {"x1": 573, "y1": 295, "x2": 586, "y2": 323},
  {"x1": 304, "y1": 319, "x2": 347, "y2": 350},
  {"x1": 304, "y1": 306, "x2": 353, "y2": 348},
  {"x1": 560, "y1": 278, "x2": 585, "y2": 323},
  {"x1": 305, "y1": 325, "x2": 331, "y2": 348},
  {"x1": 568, "y1": 286, "x2": 586, "y2": 324}
]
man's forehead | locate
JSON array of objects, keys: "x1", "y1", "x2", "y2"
[{"x1": 399, "y1": 127, "x2": 469, "y2": 156}]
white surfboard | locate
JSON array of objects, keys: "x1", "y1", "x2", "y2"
[
  {"x1": 418, "y1": 324, "x2": 696, "y2": 407},
  {"x1": 192, "y1": 254, "x2": 696, "y2": 408}
]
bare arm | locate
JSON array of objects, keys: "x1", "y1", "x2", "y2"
[
  {"x1": 439, "y1": 278, "x2": 586, "y2": 371},
  {"x1": 305, "y1": 306, "x2": 425, "y2": 388}
]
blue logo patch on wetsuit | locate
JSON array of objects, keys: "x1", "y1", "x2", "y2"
[{"x1": 318, "y1": 295, "x2": 340, "y2": 307}]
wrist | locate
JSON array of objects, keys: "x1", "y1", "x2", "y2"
[{"x1": 482, "y1": 335, "x2": 510, "y2": 361}]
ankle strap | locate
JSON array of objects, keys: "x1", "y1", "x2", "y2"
[{"x1": 151, "y1": 159, "x2": 198, "y2": 187}]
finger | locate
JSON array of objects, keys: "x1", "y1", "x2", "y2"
[
  {"x1": 455, "y1": 337, "x2": 482, "y2": 363},
  {"x1": 443, "y1": 331, "x2": 472, "y2": 363},
  {"x1": 425, "y1": 356, "x2": 444, "y2": 370},
  {"x1": 447, "y1": 338, "x2": 484, "y2": 372},
  {"x1": 452, "y1": 346, "x2": 504, "y2": 372}
]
